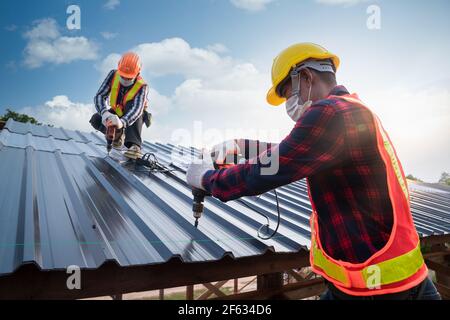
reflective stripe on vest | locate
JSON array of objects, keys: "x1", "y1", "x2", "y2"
[
  {"x1": 109, "y1": 71, "x2": 146, "y2": 117},
  {"x1": 375, "y1": 116, "x2": 409, "y2": 199},
  {"x1": 312, "y1": 238, "x2": 424, "y2": 288},
  {"x1": 309, "y1": 93, "x2": 426, "y2": 295}
]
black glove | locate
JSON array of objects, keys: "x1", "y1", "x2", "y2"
[{"x1": 143, "y1": 111, "x2": 152, "y2": 128}]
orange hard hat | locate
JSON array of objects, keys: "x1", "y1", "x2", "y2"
[{"x1": 117, "y1": 52, "x2": 141, "y2": 78}]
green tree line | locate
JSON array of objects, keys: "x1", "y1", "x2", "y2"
[{"x1": 0, "y1": 108, "x2": 41, "y2": 125}]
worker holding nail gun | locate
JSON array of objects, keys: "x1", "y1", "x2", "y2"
[
  {"x1": 185, "y1": 43, "x2": 440, "y2": 300},
  {"x1": 90, "y1": 52, "x2": 152, "y2": 159}
]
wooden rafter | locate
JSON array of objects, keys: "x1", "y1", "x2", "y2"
[
  {"x1": 237, "y1": 276, "x2": 257, "y2": 293},
  {"x1": 0, "y1": 251, "x2": 310, "y2": 300},
  {"x1": 186, "y1": 285, "x2": 194, "y2": 300},
  {"x1": 212, "y1": 278, "x2": 325, "y2": 300},
  {"x1": 426, "y1": 258, "x2": 450, "y2": 277},
  {"x1": 287, "y1": 270, "x2": 304, "y2": 282},
  {"x1": 197, "y1": 280, "x2": 228, "y2": 300},
  {"x1": 434, "y1": 282, "x2": 450, "y2": 299}
]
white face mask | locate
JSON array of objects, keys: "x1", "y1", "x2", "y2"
[
  {"x1": 119, "y1": 76, "x2": 134, "y2": 87},
  {"x1": 285, "y1": 83, "x2": 312, "y2": 122}
]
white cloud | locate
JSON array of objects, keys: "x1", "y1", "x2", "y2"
[
  {"x1": 104, "y1": 0, "x2": 120, "y2": 10},
  {"x1": 230, "y1": 0, "x2": 275, "y2": 12},
  {"x1": 23, "y1": 18, "x2": 99, "y2": 68},
  {"x1": 98, "y1": 37, "x2": 289, "y2": 147},
  {"x1": 16, "y1": 34, "x2": 449, "y2": 183},
  {"x1": 146, "y1": 87, "x2": 171, "y2": 116},
  {"x1": 363, "y1": 86, "x2": 450, "y2": 183},
  {"x1": 97, "y1": 53, "x2": 121, "y2": 75},
  {"x1": 135, "y1": 38, "x2": 232, "y2": 79},
  {"x1": 19, "y1": 96, "x2": 96, "y2": 132},
  {"x1": 97, "y1": 37, "x2": 449, "y2": 181},
  {"x1": 207, "y1": 43, "x2": 229, "y2": 54},
  {"x1": 25, "y1": 19, "x2": 59, "y2": 39},
  {"x1": 315, "y1": 0, "x2": 368, "y2": 6},
  {"x1": 100, "y1": 38, "x2": 254, "y2": 84},
  {"x1": 5, "y1": 24, "x2": 18, "y2": 32},
  {"x1": 15, "y1": 33, "x2": 448, "y2": 182},
  {"x1": 16, "y1": 86, "x2": 449, "y2": 183},
  {"x1": 100, "y1": 31, "x2": 118, "y2": 40}
]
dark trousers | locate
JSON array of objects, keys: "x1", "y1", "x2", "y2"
[
  {"x1": 89, "y1": 109, "x2": 144, "y2": 148},
  {"x1": 320, "y1": 277, "x2": 441, "y2": 300}
]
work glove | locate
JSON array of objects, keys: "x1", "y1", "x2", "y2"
[
  {"x1": 211, "y1": 139, "x2": 245, "y2": 164},
  {"x1": 106, "y1": 114, "x2": 124, "y2": 130},
  {"x1": 101, "y1": 111, "x2": 114, "y2": 126},
  {"x1": 186, "y1": 151, "x2": 215, "y2": 191}
]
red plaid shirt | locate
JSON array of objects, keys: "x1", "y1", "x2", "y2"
[{"x1": 202, "y1": 86, "x2": 394, "y2": 263}]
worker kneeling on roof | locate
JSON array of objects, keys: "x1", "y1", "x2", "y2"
[
  {"x1": 90, "y1": 52, "x2": 151, "y2": 159},
  {"x1": 186, "y1": 43, "x2": 441, "y2": 300}
]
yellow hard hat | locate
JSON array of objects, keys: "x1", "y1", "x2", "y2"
[{"x1": 267, "y1": 43, "x2": 340, "y2": 106}]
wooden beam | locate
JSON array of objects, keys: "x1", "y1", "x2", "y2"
[
  {"x1": 287, "y1": 270, "x2": 304, "y2": 282},
  {"x1": 0, "y1": 250, "x2": 310, "y2": 300},
  {"x1": 238, "y1": 276, "x2": 256, "y2": 293},
  {"x1": 420, "y1": 234, "x2": 450, "y2": 246},
  {"x1": 304, "y1": 271, "x2": 316, "y2": 280},
  {"x1": 186, "y1": 285, "x2": 194, "y2": 300},
  {"x1": 213, "y1": 278, "x2": 325, "y2": 300},
  {"x1": 423, "y1": 249, "x2": 450, "y2": 259},
  {"x1": 197, "y1": 281, "x2": 228, "y2": 300},
  {"x1": 257, "y1": 272, "x2": 285, "y2": 299},
  {"x1": 425, "y1": 259, "x2": 450, "y2": 277},
  {"x1": 434, "y1": 282, "x2": 450, "y2": 300},
  {"x1": 257, "y1": 273, "x2": 284, "y2": 290},
  {"x1": 234, "y1": 279, "x2": 238, "y2": 294},
  {"x1": 159, "y1": 289, "x2": 164, "y2": 300},
  {"x1": 284, "y1": 281, "x2": 325, "y2": 300}
]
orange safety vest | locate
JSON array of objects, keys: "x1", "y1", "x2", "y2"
[
  {"x1": 309, "y1": 93, "x2": 428, "y2": 296},
  {"x1": 109, "y1": 71, "x2": 147, "y2": 117}
]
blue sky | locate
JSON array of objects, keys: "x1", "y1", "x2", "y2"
[{"x1": 1, "y1": 0, "x2": 449, "y2": 182}]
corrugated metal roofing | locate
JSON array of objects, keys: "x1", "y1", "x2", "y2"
[{"x1": 0, "y1": 119, "x2": 449, "y2": 276}]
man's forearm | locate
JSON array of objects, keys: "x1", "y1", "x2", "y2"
[
  {"x1": 94, "y1": 70, "x2": 115, "y2": 115},
  {"x1": 202, "y1": 163, "x2": 269, "y2": 202},
  {"x1": 94, "y1": 94, "x2": 108, "y2": 115},
  {"x1": 200, "y1": 105, "x2": 345, "y2": 202}
]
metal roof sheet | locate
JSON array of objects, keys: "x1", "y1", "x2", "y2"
[{"x1": 0, "y1": 119, "x2": 449, "y2": 276}]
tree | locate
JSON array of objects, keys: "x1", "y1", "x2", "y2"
[
  {"x1": 406, "y1": 174, "x2": 422, "y2": 182},
  {"x1": 0, "y1": 109, "x2": 41, "y2": 125},
  {"x1": 439, "y1": 172, "x2": 450, "y2": 186}
]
